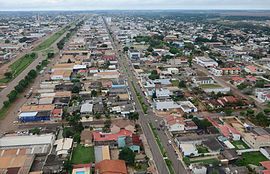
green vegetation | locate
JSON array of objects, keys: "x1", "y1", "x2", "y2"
[
  {"x1": 34, "y1": 27, "x2": 67, "y2": 51},
  {"x1": 231, "y1": 140, "x2": 249, "y2": 150},
  {"x1": 0, "y1": 52, "x2": 37, "y2": 83},
  {"x1": 149, "y1": 70, "x2": 160, "y2": 80},
  {"x1": 236, "y1": 152, "x2": 267, "y2": 166},
  {"x1": 132, "y1": 82, "x2": 148, "y2": 114},
  {"x1": 71, "y1": 145, "x2": 95, "y2": 164},
  {"x1": 119, "y1": 147, "x2": 136, "y2": 166},
  {"x1": 149, "y1": 123, "x2": 175, "y2": 174},
  {"x1": 190, "y1": 157, "x2": 219, "y2": 165},
  {"x1": 134, "y1": 162, "x2": 148, "y2": 172},
  {"x1": 1, "y1": 69, "x2": 38, "y2": 119},
  {"x1": 197, "y1": 145, "x2": 209, "y2": 153},
  {"x1": 192, "y1": 117, "x2": 213, "y2": 131}
]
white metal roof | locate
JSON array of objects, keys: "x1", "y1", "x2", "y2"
[{"x1": 19, "y1": 112, "x2": 38, "y2": 118}]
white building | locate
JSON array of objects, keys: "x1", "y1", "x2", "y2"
[
  {"x1": 154, "y1": 100, "x2": 181, "y2": 111},
  {"x1": 54, "y1": 138, "x2": 73, "y2": 157},
  {"x1": 180, "y1": 143, "x2": 198, "y2": 157},
  {"x1": 196, "y1": 56, "x2": 218, "y2": 68},
  {"x1": 80, "y1": 101, "x2": 93, "y2": 114},
  {"x1": 179, "y1": 101, "x2": 198, "y2": 113},
  {"x1": 128, "y1": 49, "x2": 140, "y2": 60}
]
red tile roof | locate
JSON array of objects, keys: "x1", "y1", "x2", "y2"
[
  {"x1": 95, "y1": 159, "x2": 127, "y2": 174},
  {"x1": 261, "y1": 161, "x2": 270, "y2": 170},
  {"x1": 93, "y1": 129, "x2": 132, "y2": 142},
  {"x1": 73, "y1": 163, "x2": 92, "y2": 169}
]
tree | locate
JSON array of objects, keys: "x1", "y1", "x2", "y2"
[
  {"x1": 28, "y1": 70, "x2": 37, "y2": 78},
  {"x1": 8, "y1": 90, "x2": 18, "y2": 102},
  {"x1": 47, "y1": 52, "x2": 54, "y2": 59},
  {"x1": 72, "y1": 86, "x2": 80, "y2": 93},
  {"x1": 103, "y1": 119, "x2": 112, "y2": 133},
  {"x1": 128, "y1": 112, "x2": 139, "y2": 121},
  {"x1": 149, "y1": 70, "x2": 159, "y2": 80},
  {"x1": 73, "y1": 132, "x2": 81, "y2": 143},
  {"x1": 91, "y1": 90, "x2": 98, "y2": 97},
  {"x1": 178, "y1": 80, "x2": 186, "y2": 88},
  {"x1": 63, "y1": 127, "x2": 74, "y2": 138},
  {"x1": 169, "y1": 47, "x2": 179, "y2": 54},
  {"x1": 3, "y1": 101, "x2": 10, "y2": 107},
  {"x1": 4, "y1": 72, "x2": 12, "y2": 79},
  {"x1": 123, "y1": 47, "x2": 129, "y2": 52},
  {"x1": 15, "y1": 84, "x2": 24, "y2": 93},
  {"x1": 147, "y1": 46, "x2": 153, "y2": 52},
  {"x1": 224, "y1": 109, "x2": 233, "y2": 116},
  {"x1": 119, "y1": 147, "x2": 136, "y2": 166},
  {"x1": 4, "y1": 39, "x2": 10, "y2": 44}
]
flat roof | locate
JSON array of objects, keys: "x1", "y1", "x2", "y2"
[{"x1": 0, "y1": 134, "x2": 55, "y2": 148}]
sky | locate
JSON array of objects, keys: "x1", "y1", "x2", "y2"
[{"x1": 0, "y1": 0, "x2": 270, "y2": 11}]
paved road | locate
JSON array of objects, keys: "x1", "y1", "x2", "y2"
[
  {"x1": 0, "y1": 26, "x2": 71, "y2": 110},
  {"x1": 104, "y1": 17, "x2": 189, "y2": 174},
  {"x1": 193, "y1": 63, "x2": 265, "y2": 110}
]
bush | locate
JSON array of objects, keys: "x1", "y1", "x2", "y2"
[{"x1": 8, "y1": 90, "x2": 18, "y2": 102}]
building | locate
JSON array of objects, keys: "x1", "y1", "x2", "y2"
[
  {"x1": 153, "y1": 100, "x2": 181, "y2": 111},
  {"x1": 179, "y1": 101, "x2": 198, "y2": 113},
  {"x1": 165, "y1": 115, "x2": 185, "y2": 133},
  {"x1": 128, "y1": 49, "x2": 140, "y2": 60},
  {"x1": 192, "y1": 76, "x2": 214, "y2": 85},
  {"x1": 80, "y1": 130, "x2": 93, "y2": 146},
  {"x1": 80, "y1": 101, "x2": 94, "y2": 114},
  {"x1": 92, "y1": 129, "x2": 132, "y2": 147},
  {"x1": 255, "y1": 88, "x2": 270, "y2": 102},
  {"x1": 18, "y1": 104, "x2": 54, "y2": 122},
  {"x1": 54, "y1": 138, "x2": 73, "y2": 157},
  {"x1": 195, "y1": 57, "x2": 218, "y2": 68},
  {"x1": 94, "y1": 145, "x2": 110, "y2": 162},
  {"x1": 95, "y1": 160, "x2": 127, "y2": 174},
  {"x1": 72, "y1": 164, "x2": 91, "y2": 174},
  {"x1": 179, "y1": 143, "x2": 198, "y2": 157}
]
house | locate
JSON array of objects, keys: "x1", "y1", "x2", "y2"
[
  {"x1": 92, "y1": 129, "x2": 132, "y2": 147},
  {"x1": 189, "y1": 164, "x2": 207, "y2": 174},
  {"x1": 192, "y1": 76, "x2": 214, "y2": 85},
  {"x1": 185, "y1": 120, "x2": 198, "y2": 131},
  {"x1": 128, "y1": 49, "x2": 140, "y2": 60},
  {"x1": 155, "y1": 88, "x2": 172, "y2": 99},
  {"x1": 19, "y1": 104, "x2": 54, "y2": 122},
  {"x1": 94, "y1": 145, "x2": 110, "y2": 162},
  {"x1": 51, "y1": 108, "x2": 63, "y2": 121},
  {"x1": 111, "y1": 119, "x2": 135, "y2": 134},
  {"x1": 153, "y1": 99, "x2": 181, "y2": 111},
  {"x1": 95, "y1": 159, "x2": 127, "y2": 174},
  {"x1": 54, "y1": 138, "x2": 73, "y2": 157},
  {"x1": 195, "y1": 57, "x2": 218, "y2": 68},
  {"x1": 50, "y1": 70, "x2": 72, "y2": 81},
  {"x1": 255, "y1": 88, "x2": 270, "y2": 102},
  {"x1": 260, "y1": 161, "x2": 270, "y2": 174},
  {"x1": 244, "y1": 65, "x2": 265, "y2": 75},
  {"x1": 80, "y1": 130, "x2": 92, "y2": 146},
  {"x1": 179, "y1": 101, "x2": 198, "y2": 113},
  {"x1": 80, "y1": 101, "x2": 93, "y2": 114},
  {"x1": 165, "y1": 115, "x2": 185, "y2": 133},
  {"x1": 260, "y1": 147, "x2": 270, "y2": 160},
  {"x1": 179, "y1": 143, "x2": 198, "y2": 157},
  {"x1": 72, "y1": 164, "x2": 91, "y2": 174}
]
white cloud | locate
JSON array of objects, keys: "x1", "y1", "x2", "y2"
[{"x1": 0, "y1": 0, "x2": 269, "y2": 10}]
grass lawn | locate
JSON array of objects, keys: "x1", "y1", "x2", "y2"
[
  {"x1": 236, "y1": 151, "x2": 268, "y2": 166},
  {"x1": 0, "y1": 53, "x2": 37, "y2": 83},
  {"x1": 34, "y1": 27, "x2": 67, "y2": 51},
  {"x1": 190, "y1": 158, "x2": 219, "y2": 165},
  {"x1": 231, "y1": 140, "x2": 249, "y2": 150},
  {"x1": 71, "y1": 145, "x2": 95, "y2": 164},
  {"x1": 171, "y1": 80, "x2": 179, "y2": 87},
  {"x1": 200, "y1": 84, "x2": 221, "y2": 89},
  {"x1": 197, "y1": 145, "x2": 209, "y2": 153}
]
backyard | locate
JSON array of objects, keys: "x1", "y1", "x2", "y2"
[
  {"x1": 71, "y1": 145, "x2": 95, "y2": 164},
  {"x1": 231, "y1": 140, "x2": 249, "y2": 150},
  {"x1": 236, "y1": 151, "x2": 268, "y2": 166}
]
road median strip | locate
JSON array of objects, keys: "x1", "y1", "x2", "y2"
[{"x1": 149, "y1": 123, "x2": 175, "y2": 174}]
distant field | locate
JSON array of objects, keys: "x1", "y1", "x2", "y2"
[
  {"x1": 33, "y1": 27, "x2": 67, "y2": 51},
  {"x1": 0, "y1": 53, "x2": 37, "y2": 83},
  {"x1": 200, "y1": 84, "x2": 221, "y2": 89}
]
